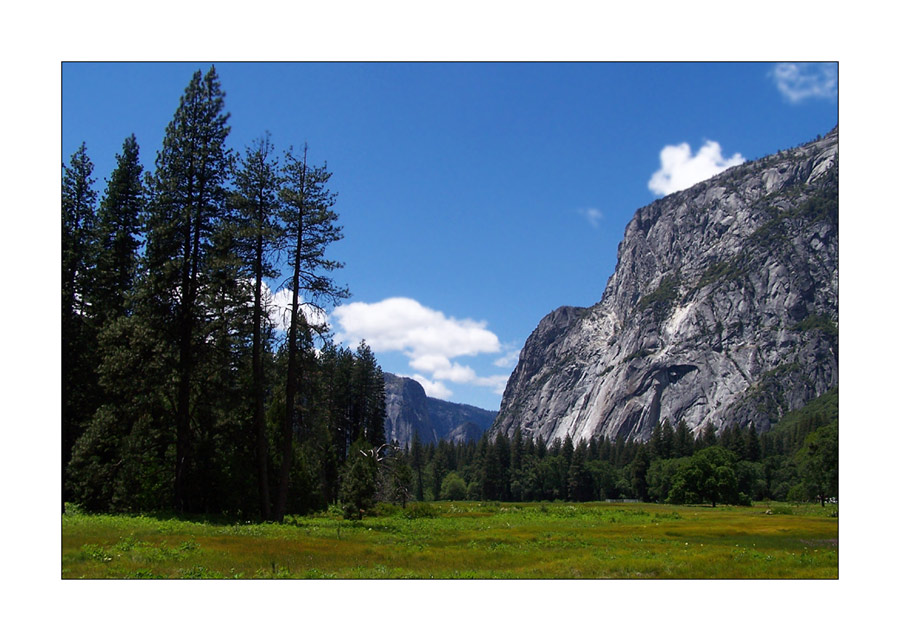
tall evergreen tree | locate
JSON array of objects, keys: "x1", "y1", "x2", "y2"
[
  {"x1": 91, "y1": 134, "x2": 143, "y2": 323},
  {"x1": 673, "y1": 419, "x2": 694, "y2": 458},
  {"x1": 232, "y1": 133, "x2": 283, "y2": 519},
  {"x1": 567, "y1": 439, "x2": 592, "y2": 501},
  {"x1": 352, "y1": 341, "x2": 386, "y2": 447},
  {"x1": 62, "y1": 143, "x2": 99, "y2": 508},
  {"x1": 274, "y1": 144, "x2": 348, "y2": 522},
  {"x1": 745, "y1": 423, "x2": 761, "y2": 462},
  {"x1": 141, "y1": 66, "x2": 232, "y2": 512},
  {"x1": 410, "y1": 431, "x2": 425, "y2": 501}
]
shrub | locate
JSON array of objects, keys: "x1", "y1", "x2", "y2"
[{"x1": 440, "y1": 472, "x2": 468, "y2": 501}]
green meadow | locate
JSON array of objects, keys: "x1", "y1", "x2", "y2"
[{"x1": 61, "y1": 501, "x2": 837, "y2": 579}]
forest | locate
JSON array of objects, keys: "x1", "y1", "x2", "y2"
[
  {"x1": 63, "y1": 66, "x2": 387, "y2": 521},
  {"x1": 402, "y1": 386, "x2": 837, "y2": 509},
  {"x1": 63, "y1": 66, "x2": 837, "y2": 523}
]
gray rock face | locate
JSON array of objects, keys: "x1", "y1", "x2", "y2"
[
  {"x1": 493, "y1": 128, "x2": 838, "y2": 443},
  {"x1": 383, "y1": 373, "x2": 497, "y2": 446}
]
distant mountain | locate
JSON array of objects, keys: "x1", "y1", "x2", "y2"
[
  {"x1": 493, "y1": 127, "x2": 838, "y2": 443},
  {"x1": 383, "y1": 373, "x2": 497, "y2": 446}
]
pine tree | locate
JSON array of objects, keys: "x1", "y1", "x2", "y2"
[
  {"x1": 352, "y1": 341, "x2": 386, "y2": 447},
  {"x1": 62, "y1": 142, "x2": 99, "y2": 508},
  {"x1": 232, "y1": 133, "x2": 283, "y2": 519},
  {"x1": 660, "y1": 419, "x2": 675, "y2": 459},
  {"x1": 410, "y1": 431, "x2": 425, "y2": 501},
  {"x1": 674, "y1": 419, "x2": 694, "y2": 458},
  {"x1": 567, "y1": 440, "x2": 592, "y2": 501},
  {"x1": 141, "y1": 66, "x2": 232, "y2": 512},
  {"x1": 91, "y1": 134, "x2": 143, "y2": 323},
  {"x1": 630, "y1": 443, "x2": 650, "y2": 501},
  {"x1": 697, "y1": 423, "x2": 718, "y2": 450},
  {"x1": 63, "y1": 142, "x2": 98, "y2": 322},
  {"x1": 195, "y1": 216, "x2": 255, "y2": 513},
  {"x1": 274, "y1": 144, "x2": 348, "y2": 522},
  {"x1": 430, "y1": 446, "x2": 448, "y2": 500},
  {"x1": 745, "y1": 423, "x2": 761, "y2": 462},
  {"x1": 340, "y1": 438, "x2": 379, "y2": 519}
]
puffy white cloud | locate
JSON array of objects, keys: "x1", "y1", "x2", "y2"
[
  {"x1": 409, "y1": 354, "x2": 478, "y2": 383},
  {"x1": 332, "y1": 297, "x2": 510, "y2": 399},
  {"x1": 772, "y1": 63, "x2": 837, "y2": 104},
  {"x1": 332, "y1": 297, "x2": 501, "y2": 360},
  {"x1": 648, "y1": 140, "x2": 744, "y2": 196}
]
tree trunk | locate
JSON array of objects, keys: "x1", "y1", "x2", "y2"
[
  {"x1": 174, "y1": 294, "x2": 194, "y2": 513},
  {"x1": 274, "y1": 173, "x2": 305, "y2": 523},
  {"x1": 252, "y1": 235, "x2": 271, "y2": 520}
]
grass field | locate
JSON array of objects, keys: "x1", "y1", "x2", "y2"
[{"x1": 61, "y1": 501, "x2": 837, "y2": 579}]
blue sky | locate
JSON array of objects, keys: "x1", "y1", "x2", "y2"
[{"x1": 62, "y1": 62, "x2": 837, "y2": 410}]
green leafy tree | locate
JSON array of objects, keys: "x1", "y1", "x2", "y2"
[
  {"x1": 440, "y1": 471, "x2": 468, "y2": 501},
  {"x1": 795, "y1": 422, "x2": 838, "y2": 506},
  {"x1": 646, "y1": 457, "x2": 688, "y2": 503},
  {"x1": 669, "y1": 446, "x2": 739, "y2": 507}
]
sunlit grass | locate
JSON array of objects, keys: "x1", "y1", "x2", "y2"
[{"x1": 62, "y1": 501, "x2": 837, "y2": 579}]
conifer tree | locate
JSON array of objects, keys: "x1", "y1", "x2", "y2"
[
  {"x1": 232, "y1": 133, "x2": 283, "y2": 519},
  {"x1": 141, "y1": 66, "x2": 232, "y2": 512},
  {"x1": 745, "y1": 423, "x2": 761, "y2": 462},
  {"x1": 91, "y1": 134, "x2": 143, "y2": 323},
  {"x1": 62, "y1": 143, "x2": 99, "y2": 508},
  {"x1": 674, "y1": 419, "x2": 694, "y2": 458},
  {"x1": 567, "y1": 440, "x2": 592, "y2": 501},
  {"x1": 274, "y1": 144, "x2": 348, "y2": 522},
  {"x1": 410, "y1": 431, "x2": 425, "y2": 501},
  {"x1": 352, "y1": 341, "x2": 386, "y2": 447}
]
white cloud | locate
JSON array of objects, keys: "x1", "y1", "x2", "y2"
[
  {"x1": 648, "y1": 140, "x2": 745, "y2": 196},
  {"x1": 411, "y1": 375, "x2": 453, "y2": 400},
  {"x1": 409, "y1": 354, "x2": 478, "y2": 383},
  {"x1": 771, "y1": 63, "x2": 837, "y2": 104},
  {"x1": 331, "y1": 297, "x2": 510, "y2": 399},
  {"x1": 579, "y1": 207, "x2": 604, "y2": 228},
  {"x1": 332, "y1": 297, "x2": 501, "y2": 360}
]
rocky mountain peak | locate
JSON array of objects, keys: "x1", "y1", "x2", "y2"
[
  {"x1": 493, "y1": 128, "x2": 838, "y2": 444},
  {"x1": 383, "y1": 373, "x2": 497, "y2": 446}
]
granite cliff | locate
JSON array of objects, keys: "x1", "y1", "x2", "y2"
[
  {"x1": 493, "y1": 128, "x2": 838, "y2": 443},
  {"x1": 383, "y1": 373, "x2": 496, "y2": 446}
]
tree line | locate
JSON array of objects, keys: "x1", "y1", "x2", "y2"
[
  {"x1": 391, "y1": 388, "x2": 837, "y2": 509},
  {"x1": 63, "y1": 66, "x2": 387, "y2": 521}
]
